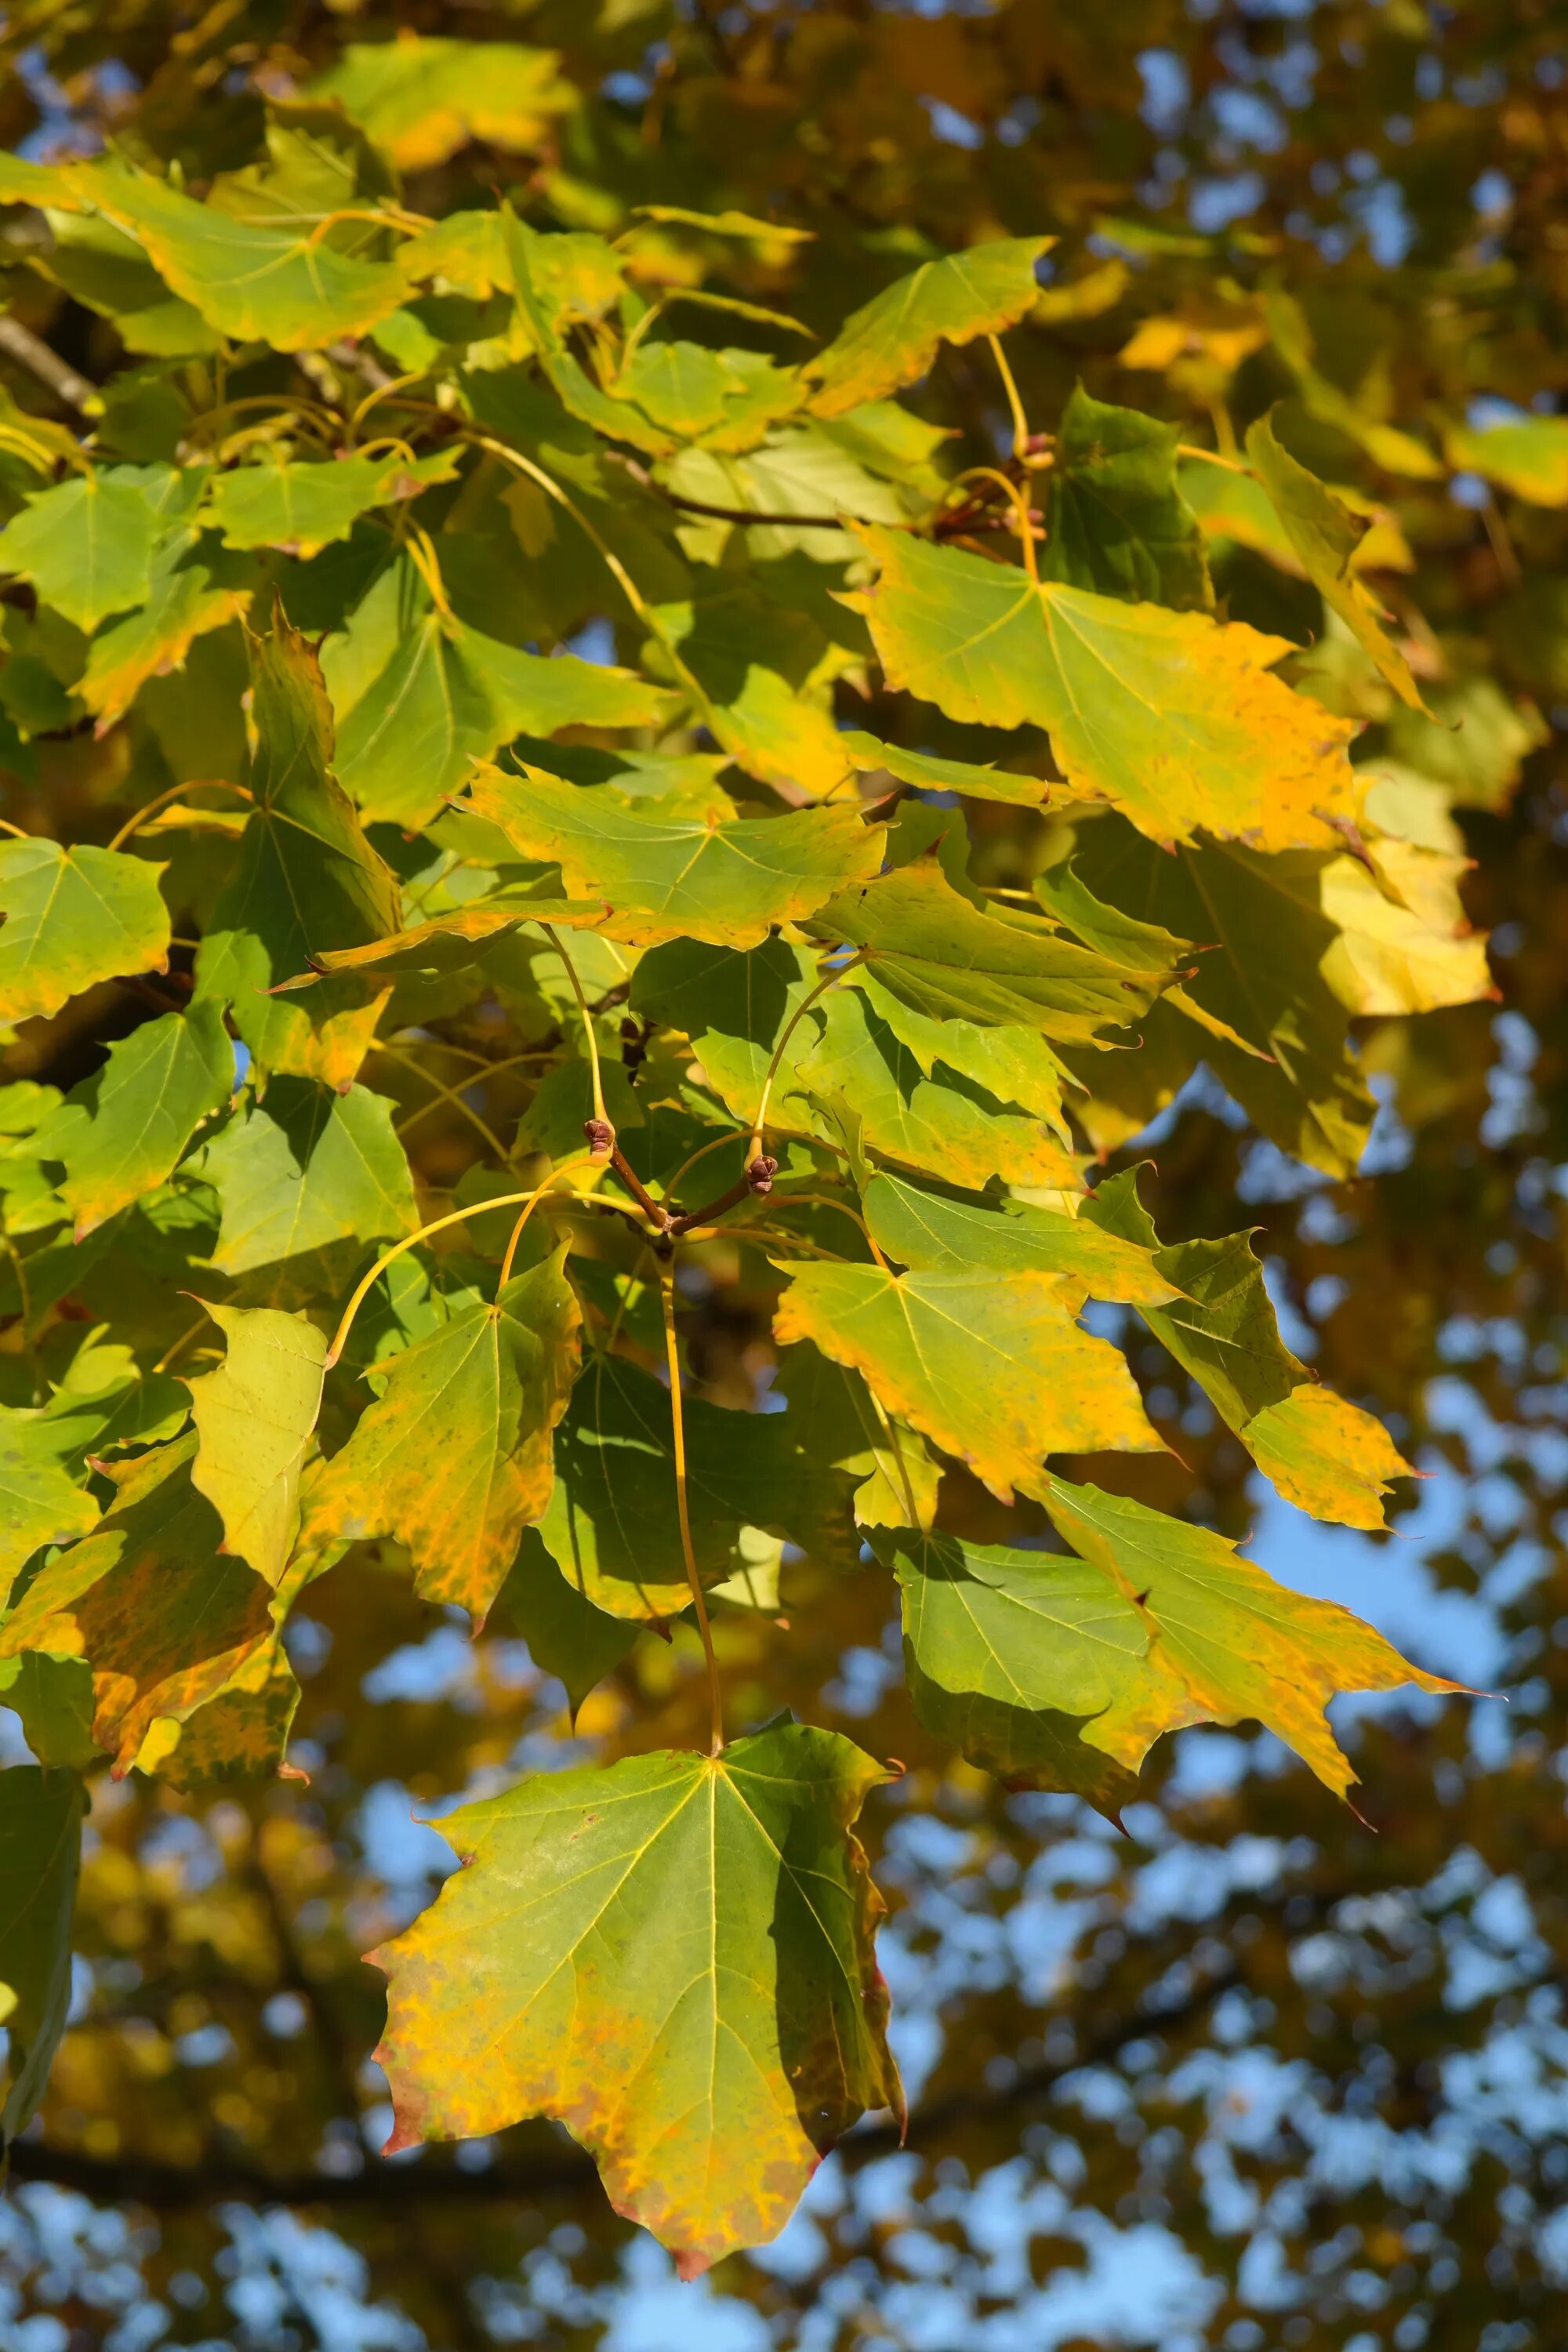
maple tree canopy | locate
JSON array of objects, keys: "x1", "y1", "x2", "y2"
[{"x1": 0, "y1": 2, "x2": 1561, "y2": 2336}]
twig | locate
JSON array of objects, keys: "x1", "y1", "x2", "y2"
[{"x1": 0, "y1": 315, "x2": 97, "y2": 416}]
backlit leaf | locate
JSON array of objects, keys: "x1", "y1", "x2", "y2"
[
  {"x1": 201, "y1": 1080, "x2": 417, "y2": 1294},
  {"x1": 862, "y1": 1170, "x2": 1181, "y2": 1302},
  {"x1": 0, "y1": 840, "x2": 170, "y2": 1027},
  {"x1": 88, "y1": 165, "x2": 410, "y2": 351},
  {"x1": 0, "y1": 468, "x2": 165, "y2": 629},
  {"x1": 815, "y1": 856, "x2": 1173, "y2": 1040},
  {"x1": 838, "y1": 730, "x2": 1051, "y2": 809},
  {"x1": 186, "y1": 1305, "x2": 329, "y2": 1584},
  {"x1": 194, "y1": 607, "x2": 400, "y2": 1088},
  {"x1": 886, "y1": 1530, "x2": 1173, "y2": 1814},
  {"x1": 1245, "y1": 410, "x2": 1422, "y2": 709},
  {"x1": 205, "y1": 448, "x2": 459, "y2": 556},
  {"x1": 1243, "y1": 1385, "x2": 1414, "y2": 1532},
  {"x1": 1040, "y1": 1475, "x2": 1458, "y2": 1801},
  {"x1": 304, "y1": 1244, "x2": 579, "y2": 1621},
  {"x1": 0, "y1": 1414, "x2": 100, "y2": 1608},
  {"x1": 492, "y1": 1532, "x2": 639, "y2": 1720},
  {"x1": 335, "y1": 611, "x2": 679, "y2": 830},
  {"x1": 808, "y1": 238, "x2": 1052, "y2": 416},
  {"x1": 849, "y1": 526, "x2": 1357, "y2": 850},
  {"x1": 31, "y1": 1003, "x2": 234, "y2": 1239},
  {"x1": 0, "y1": 1435, "x2": 274, "y2": 1775},
  {"x1": 1441, "y1": 415, "x2": 1568, "y2": 506},
  {"x1": 465, "y1": 767, "x2": 883, "y2": 947},
  {"x1": 369, "y1": 1721, "x2": 902, "y2": 2274},
  {"x1": 773, "y1": 1260, "x2": 1162, "y2": 1503}
]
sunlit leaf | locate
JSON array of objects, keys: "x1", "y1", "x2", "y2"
[
  {"x1": 862, "y1": 1170, "x2": 1181, "y2": 1302},
  {"x1": 305, "y1": 1244, "x2": 579, "y2": 1621},
  {"x1": 201, "y1": 1080, "x2": 417, "y2": 1294},
  {"x1": 0, "y1": 1414, "x2": 100, "y2": 1608},
  {"x1": 1442, "y1": 415, "x2": 1568, "y2": 506},
  {"x1": 194, "y1": 606, "x2": 400, "y2": 1088},
  {"x1": 773, "y1": 1259, "x2": 1162, "y2": 1503},
  {"x1": 0, "y1": 467, "x2": 166, "y2": 629},
  {"x1": 87, "y1": 164, "x2": 410, "y2": 351},
  {"x1": 186, "y1": 1305, "x2": 329, "y2": 1585},
  {"x1": 205, "y1": 448, "x2": 459, "y2": 556},
  {"x1": 310, "y1": 37, "x2": 576, "y2": 171},
  {"x1": 465, "y1": 766, "x2": 883, "y2": 947},
  {"x1": 1245, "y1": 410, "x2": 1422, "y2": 710},
  {"x1": 1040, "y1": 1475, "x2": 1459, "y2": 1801},
  {"x1": 369, "y1": 1721, "x2": 902, "y2": 2274},
  {"x1": 31, "y1": 1003, "x2": 234, "y2": 1239},
  {"x1": 0, "y1": 840, "x2": 170, "y2": 1027},
  {"x1": 849, "y1": 526, "x2": 1357, "y2": 850},
  {"x1": 1243, "y1": 1385, "x2": 1414, "y2": 1532},
  {"x1": 0, "y1": 1435, "x2": 274, "y2": 1774},
  {"x1": 808, "y1": 238, "x2": 1052, "y2": 416}
]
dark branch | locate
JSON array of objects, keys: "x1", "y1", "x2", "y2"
[{"x1": 5, "y1": 1958, "x2": 1236, "y2": 2215}]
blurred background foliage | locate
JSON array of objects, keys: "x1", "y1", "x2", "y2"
[{"x1": 1, "y1": 1, "x2": 1566, "y2": 2347}]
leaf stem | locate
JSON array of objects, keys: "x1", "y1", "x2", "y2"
[
  {"x1": 867, "y1": 1388, "x2": 921, "y2": 1527},
  {"x1": 986, "y1": 332, "x2": 1033, "y2": 463},
  {"x1": 540, "y1": 923, "x2": 607, "y2": 1133},
  {"x1": 0, "y1": 815, "x2": 31, "y2": 840},
  {"x1": 498, "y1": 1151, "x2": 597, "y2": 1287},
  {"x1": 750, "y1": 951, "x2": 866, "y2": 1158},
  {"x1": 659, "y1": 1262, "x2": 724, "y2": 1755},
  {"x1": 325, "y1": 1171, "x2": 593, "y2": 1368},
  {"x1": 1175, "y1": 443, "x2": 1254, "y2": 476}
]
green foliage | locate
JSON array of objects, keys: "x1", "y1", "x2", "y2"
[{"x1": 2, "y1": 2, "x2": 1545, "y2": 2310}]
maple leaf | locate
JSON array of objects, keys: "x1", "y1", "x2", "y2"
[
  {"x1": 0, "y1": 840, "x2": 170, "y2": 1027},
  {"x1": 808, "y1": 237, "x2": 1053, "y2": 415},
  {"x1": 304, "y1": 1243, "x2": 580, "y2": 1621},
  {"x1": 848, "y1": 525, "x2": 1358, "y2": 851},
  {"x1": 368, "y1": 1721, "x2": 902, "y2": 2274},
  {"x1": 0, "y1": 1768, "x2": 85, "y2": 2141}
]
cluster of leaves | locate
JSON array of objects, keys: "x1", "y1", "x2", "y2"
[{"x1": 0, "y1": 0, "x2": 1560, "y2": 2306}]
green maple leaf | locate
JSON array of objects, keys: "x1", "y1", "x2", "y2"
[
  {"x1": 837, "y1": 731, "x2": 1051, "y2": 810},
  {"x1": 886, "y1": 1530, "x2": 1163, "y2": 1816},
  {"x1": 646, "y1": 579, "x2": 858, "y2": 800},
  {"x1": 1083, "y1": 1168, "x2": 1414, "y2": 1527},
  {"x1": 304, "y1": 1244, "x2": 580, "y2": 1621},
  {"x1": 0, "y1": 1767, "x2": 85, "y2": 2142},
  {"x1": 465, "y1": 767, "x2": 884, "y2": 947},
  {"x1": 773, "y1": 1259, "x2": 1163, "y2": 1503},
  {"x1": 310, "y1": 38, "x2": 576, "y2": 172},
  {"x1": 0, "y1": 1413, "x2": 100, "y2": 1608},
  {"x1": 1067, "y1": 816, "x2": 1376, "y2": 1176},
  {"x1": 333, "y1": 609, "x2": 678, "y2": 829},
  {"x1": 862, "y1": 1170, "x2": 1181, "y2": 1302},
  {"x1": 1441, "y1": 413, "x2": 1568, "y2": 506},
  {"x1": 808, "y1": 237, "x2": 1053, "y2": 416},
  {"x1": 814, "y1": 855, "x2": 1174, "y2": 1040},
  {"x1": 539, "y1": 1354, "x2": 858, "y2": 1621},
  {"x1": 31, "y1": 1003, "x2": 234, "y2": 1240},
  {"x1": 1043, "y1": 384, "x2": 1211, "y2": 610},
  {"x1": 848, "y1": 525, "x2": 1357, "y2": 851},
  {"x1": 1040, "y1": 1475, "x2": 1461, "y2": 1802},
  {"x1": 368, "y1": 1721, "x2": 902, "y2": 2274},
  {"x1": 200, "y1": 1079, "x2": 417, "y2": 1297},
  {"x1": 85, "y1": 163, "x2": 410, "y2": 350},
  {"x1": 194, "y1": 606, "x2": 401, "y2": 1088},
  {"x1": 205, "y1": 448, "x2": 459, "y2": 557},
  {"x1": 0, "y1": 840, "x2": 171, "y2": 1028},
  {"x1": 0, "y1": 466, "x2": 167, "y2": 629},
  {"x1": 185, "y1": 1305, "x2": 329, "y2": 1585}
]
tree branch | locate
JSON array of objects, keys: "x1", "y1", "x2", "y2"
[
  {"x1": 0, "y1": 316, "x2": 97, "y2": 418},
  {"x1": 5, "y1": 1958, "x2": 1236, "y2": 2213}
]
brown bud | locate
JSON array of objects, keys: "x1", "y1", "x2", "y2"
[
  {"x1": 583, "y1": 1116, "x2": 615, "y2": 1160},
  {"x1": 746, "y1": 1155, "x2": 779, "y2": 1196}
]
